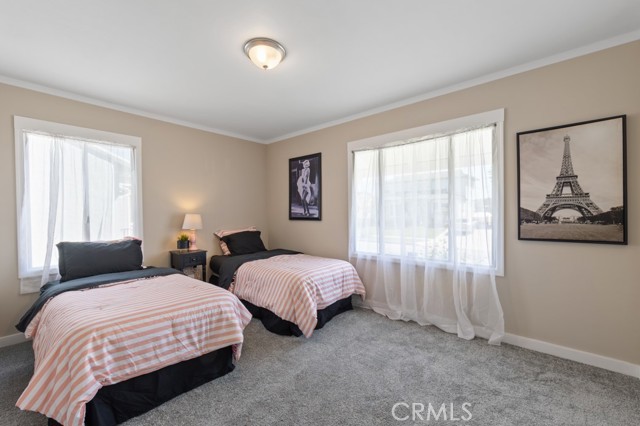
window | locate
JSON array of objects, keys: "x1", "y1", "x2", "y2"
[
  {"x1": 14, "y1": 117, "x2": 143, "y2": 293},
  {"x1": 348, "y1": 109, "x2": 504, "y2": 274}
]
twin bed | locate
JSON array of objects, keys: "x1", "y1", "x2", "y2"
[
  {"x1": 210, "y1": 249, "x2": 364, "y2": 337},
  {"x1": 16, "y1": 232, "x2": 365, "y2": 425},
  {"x1": 211, "y1": 228, "x2": 365, "y2": 337}
]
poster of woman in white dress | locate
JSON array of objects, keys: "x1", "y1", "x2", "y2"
[{"x1": 289, "y1": 153, "x2": 322, "y2": 220}]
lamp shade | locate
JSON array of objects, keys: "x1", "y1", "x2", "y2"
[
  {"x1": 243, "y1": 38, "x2": 286, "y2": 70},
  {"x1": 182, "y1": 213, "x2": 203, "y2": 230}
]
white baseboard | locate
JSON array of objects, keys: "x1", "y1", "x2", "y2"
[
  {"x1": 0, "y1": 333, "x2": 29, "y2": 348},
  {"x1": 503, "y1": 333, "x2": 639, "y2": 379},
  {"x1": 355, "y1": 303, "x2": 639, "y2": 379}
]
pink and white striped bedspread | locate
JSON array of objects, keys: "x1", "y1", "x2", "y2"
[
  {"x1": 17, "y1": 274, "x2": 251, "y2": 426},
  {"x1": 231, "y1": 254, "x2": 365, "y2": 337}
]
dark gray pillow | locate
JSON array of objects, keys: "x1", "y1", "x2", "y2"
[
  {"x1": 57, "y1": 239, "x2": 143, "y2": 282},
  {"x1": 221, "y1": 231, "x2": 266, "y2": 255}
]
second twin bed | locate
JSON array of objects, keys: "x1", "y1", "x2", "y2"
[{"x1": 210, "y1": 248, "x2": 366, "y2": 337}]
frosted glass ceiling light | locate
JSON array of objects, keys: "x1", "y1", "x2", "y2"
[{"x1": 243, "y1": 38, "x2": 286, "y2": 70}]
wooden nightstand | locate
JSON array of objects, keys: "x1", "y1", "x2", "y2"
[{"x1": 170, "y1": 249, "x2": 207, "y2": 282}]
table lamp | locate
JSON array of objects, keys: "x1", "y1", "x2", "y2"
[{"x1": 182, "y1": 213, "x2": 203, "y2": 250}]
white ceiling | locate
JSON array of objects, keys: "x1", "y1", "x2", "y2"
[{"x1": 1, "y1": 1, "x2": 640, "y2": 143}]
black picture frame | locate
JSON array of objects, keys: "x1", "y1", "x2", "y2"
[
  {"x1": 289, "y1": 153, "x2": 322, "y2": 220},
  {"x1": 517, "y1": 115, "x2": 627, "y2": 244}
]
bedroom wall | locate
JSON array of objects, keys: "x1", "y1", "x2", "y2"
[
  {"x1": 266, "y1": 40, "x2": 640, "y2": 365},
  {"x1": 0, "y1": 82, "x2": 267, "y2": 339}
]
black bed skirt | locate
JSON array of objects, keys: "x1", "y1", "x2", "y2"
[
  {"x1": 242, "y1": 296, "x2": 353, "y2": 336},
  {"x1": 48, "y1": 345, "x2": 234, "y2": 426}
]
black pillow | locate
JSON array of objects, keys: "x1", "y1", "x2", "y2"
[
  {"x1": 221, "y1": 231, "x2": 266, "y2": 255},
  {"x1": 57, "y1": 239, "x2": 143, "y2": 282}
]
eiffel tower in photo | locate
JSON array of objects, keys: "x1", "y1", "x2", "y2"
[{"x1": 536, "y1": 135, "x2": 603, "y2": 220}]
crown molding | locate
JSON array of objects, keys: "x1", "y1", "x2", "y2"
[
  {"x1": 0, "y1": 75, "x2": 263, "y2": 143},
  {"x1": 264, "y1": 28, "x2": 640, "y2": 144},
  {"x1": 2, "y1": 28, "x2": 639, "y2": 145}
]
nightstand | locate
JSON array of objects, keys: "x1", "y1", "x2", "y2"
[{"x1": 170, "y1": 249, "x2": 207, "y2": 282}]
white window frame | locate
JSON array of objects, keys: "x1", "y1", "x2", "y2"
[
  {"x1": 14, "y1": 116, "x2": 144, "y2": 293},
  {"x1": 347, "y1": 109, "x2": 505, "y2": 276}
]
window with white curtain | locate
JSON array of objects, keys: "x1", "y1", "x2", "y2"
[
  {"x1": 14, "y1": 117, "x2": 143, "y2": 293},
  {"x1": 349, "y1": 109, "x2": 504, "y2": 273},
  {"x1": 348, "y1": 110, "x2": 505, "y2": 344}
]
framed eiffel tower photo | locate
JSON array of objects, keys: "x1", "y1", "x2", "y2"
[{"x1": 517, "y1": 115, "x2": 627, "y2": 244}]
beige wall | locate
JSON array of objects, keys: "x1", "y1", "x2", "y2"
[
  {"x1": 0, "y1": 83, "x2": 267, "y2": 338},
  {"x1": 2, "y1": 41, "x2": 638, "y2": 365},
  {"x1": 266, "y1": 41, "x2": 640, "y2": 364}
]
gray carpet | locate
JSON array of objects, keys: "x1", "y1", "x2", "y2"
[{"x1": 1, "y1": 308, "x2": 638, "y2": 425}]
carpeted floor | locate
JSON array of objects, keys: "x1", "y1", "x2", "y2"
[{"x1": 1, "y1": 308, "x2": 638, "y2": 425}]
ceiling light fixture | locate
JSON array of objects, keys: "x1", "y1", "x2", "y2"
[{"x1": 243, "y1": 38, "x2": 286, "y2": 70}]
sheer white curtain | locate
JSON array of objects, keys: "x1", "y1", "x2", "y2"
[
  {"x1": 350, "y1": 126, "x2": 504, "y2": 344},
  {"x1": 17, "y1": 131, "x2": 139, "y2": 293}
]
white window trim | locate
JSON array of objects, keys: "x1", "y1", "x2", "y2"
[
  {"x1": 347, "y1": 109, "x2": 505, "y2": 276},
  {"x1": 14, "y1": 116, "x2": 144, "y2": 293}
]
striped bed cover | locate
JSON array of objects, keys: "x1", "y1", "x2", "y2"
[
  {"x1": 231, "y1": 254, "x2": 366, "y2": 337},
  {"x1": 17, "y1": 274, "x2": 252, "y2": 426}
]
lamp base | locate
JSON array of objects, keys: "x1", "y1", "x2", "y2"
[{"x1": 189, "y1": 230, "x2": 198, "y2": 250}]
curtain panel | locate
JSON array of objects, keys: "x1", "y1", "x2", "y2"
[
  {"x1": 17, "y1": 131, "x2": 139, "y2": 293},
  {"x1": 350, "y1": 126, "x2": 504, "y2": 344}
]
